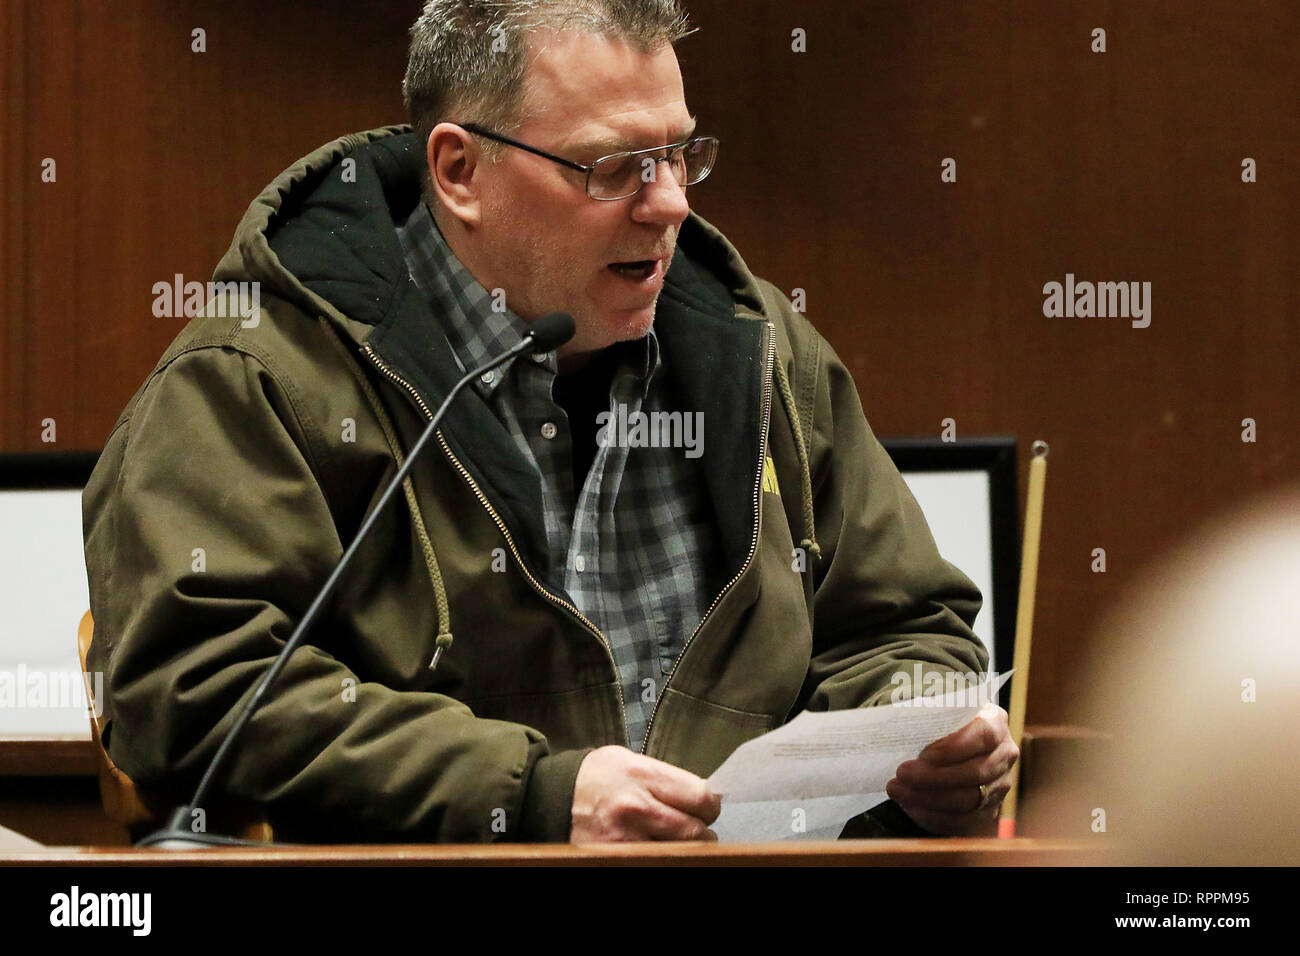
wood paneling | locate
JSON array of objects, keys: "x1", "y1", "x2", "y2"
[
  {"x1": 678, "y1": 1, "x2": 1299, "y2": 723},
  {"x1": 1, "y1": 0, "x2": 421, "y2": 450},
  {"x1": 0, "y1": 775, "x2": 130, "y2": 846},
  {"x1": 3, "y1": 1, "x2": 1297, "y2": 727},
  {"x1": 0, "y1": 0, "x2": 28, "y2": 452}
]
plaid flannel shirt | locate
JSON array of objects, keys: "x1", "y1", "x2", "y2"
[{"x1": 397, "y1": 201, "x2": 721, "y2": 750}]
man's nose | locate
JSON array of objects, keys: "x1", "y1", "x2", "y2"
[{"x1": 630, "y1": 158, "x2": 690, "y2": 226}]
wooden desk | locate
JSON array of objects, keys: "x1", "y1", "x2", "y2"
[
  {"x1": 0, "y1": 725, "x2": 1107, "y2": 848},
  {"x1": 0, "y1": 737, "x2": 98, "y2": 776},
  {"x1": 0, "y1": 737, "x2": 130, "y2": 846},
  {"x1": 2, "y1": 837, "x2": 1106, "y2": 866}
]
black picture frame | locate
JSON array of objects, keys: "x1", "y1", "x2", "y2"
[
  {"x1": 0, "y1": 451, "x2": 101, "y2": 489},
  {"x1": 879, "y1": 436, "x2": 1021, "y2": 710}
]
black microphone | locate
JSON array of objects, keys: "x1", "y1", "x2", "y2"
[
  {"x1": 527, "y1": 311, "x2": 575, "y2": 353},
  {"x1": 136, "y1": 312, "x2": 576, "y2": 848}
]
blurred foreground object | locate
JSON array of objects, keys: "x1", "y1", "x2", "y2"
[{"x1": 1072, "y1": 485, "x2": 1300, "y2": 865}]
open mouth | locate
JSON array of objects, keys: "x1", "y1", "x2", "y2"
[{"x1": 607, "y1": 260, "x2": 659, "y2": 280}]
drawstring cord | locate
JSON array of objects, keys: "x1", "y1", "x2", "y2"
[
  {"x1": 319, "y1": 318, "x2": 454, "y2": 669},
  {"x1": 773, "y1": 353, "x2": 821, "y2": 561}
]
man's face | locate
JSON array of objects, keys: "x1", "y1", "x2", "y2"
[{"x1": 473, "y1": 31, "x2": 695, "y2": 362}]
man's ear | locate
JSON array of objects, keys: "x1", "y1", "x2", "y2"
[{"x1": 427, "y1": 122, "x2": 483, "y2": 227}]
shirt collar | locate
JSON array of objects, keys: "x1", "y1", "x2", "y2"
[{"x1": 396, "y1": 200, "x2": 661, "y2": 399}]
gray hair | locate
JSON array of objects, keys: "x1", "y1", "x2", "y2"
[{"x1": 403, "y1": 0, "x2": 695, "y2": 189}]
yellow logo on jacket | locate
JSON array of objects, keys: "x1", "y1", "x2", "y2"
[{"x1": 762, "y1": 456, "x2": 781, "y2": 496}]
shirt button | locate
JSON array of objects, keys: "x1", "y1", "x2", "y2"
[
  {"x1": 531, "y1": 352, "x2": 550, "y2": 364},
  {"x1": 540, "y1": 422, "x2": 558, "y2": 440},
  {"x1": 573, "y1": 555, "x2": 586, "y2": 572},
  {"x1": 479, "y1": 369, "x2": 497, "y2": 386}
]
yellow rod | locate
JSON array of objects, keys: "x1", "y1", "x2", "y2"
[{"x1": 998, "y1": 440, "x2": 1048, "y2": 838}]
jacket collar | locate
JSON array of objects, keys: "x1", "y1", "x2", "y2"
[{"x1": 396, "y1": 197, "x2": 663, "y2": 401}]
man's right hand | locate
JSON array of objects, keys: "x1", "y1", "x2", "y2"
[{"x1": 570, "y1": 745, "x2": 722, "y2": 842}]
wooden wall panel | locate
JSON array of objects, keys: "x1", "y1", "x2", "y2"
[
  {"x1": 2, "y1": 0, "x2": 421, "y2": 451},
  {"x1": 678, "y1": 1, "x2": 1300, "y2": 722},
  {"x1": 3, "y1": 1, "x2": 1297, "y2": 725},
  {"x1": 0, "y1": 0, "x2": 28, "y2": 452}
]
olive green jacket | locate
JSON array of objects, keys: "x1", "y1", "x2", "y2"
[{"x1": 83, "y1": 126, "x2": 986, "y2": 842}]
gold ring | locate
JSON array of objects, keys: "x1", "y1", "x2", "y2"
[{"x1": 977, "y1": 783, "x2": 990, "y2": 810}]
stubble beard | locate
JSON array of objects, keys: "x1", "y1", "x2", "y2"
[{"x1": 486, "y1": 197, "x2": 661, "y2": 353}]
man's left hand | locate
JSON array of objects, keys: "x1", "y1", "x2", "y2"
[{"x1": 884, "y1": 703, "x2": 1019, "y2": 836}]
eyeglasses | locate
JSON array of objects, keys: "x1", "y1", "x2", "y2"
[{"x1": 457, "y1": 122, "x2": 719, "y2": 201}]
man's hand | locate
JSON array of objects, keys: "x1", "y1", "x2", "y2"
[
  {"x1": 571, "y1": 745, "x2": 722, "y2": 842},
  {"x1": 884, "y1": 703, "x2": 1020, "y2": 836}
]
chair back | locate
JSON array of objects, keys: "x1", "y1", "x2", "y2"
[{"x1": 77, "y1": 611, "x2": 272, "y2": 841}]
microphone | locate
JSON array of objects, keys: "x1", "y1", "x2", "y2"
[
  {"x1": 136, "y1": 313, "x2": 576, "y2": 848},
  {"x1": 527, "y1": 311, "x2": 575, "y2": 354}
]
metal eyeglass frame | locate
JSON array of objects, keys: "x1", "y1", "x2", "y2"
[{"x1": 457, "y1": 122, "x2": 719, "y2": 201}]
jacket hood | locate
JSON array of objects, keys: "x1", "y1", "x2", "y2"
[{"x1": 213, "y1": 125, "x2": 771, "y2": 346}]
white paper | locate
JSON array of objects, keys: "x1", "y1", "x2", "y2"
[{"x1": 707, "y1": 671, "x2": 1012, "y2": 842}]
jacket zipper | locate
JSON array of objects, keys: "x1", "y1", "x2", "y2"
[
  {"x1": 638, "y1": 321, "x2": 777, "y2": 755},
  {"x1": 359, "y1": 343, "x2": 628, "y2": 735}
]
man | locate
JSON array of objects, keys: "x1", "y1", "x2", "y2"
[{"x1": 83, "y1": 0, "x2": 1017, "y2": 843}]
